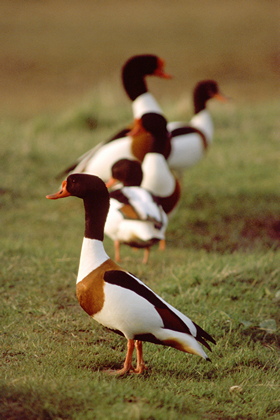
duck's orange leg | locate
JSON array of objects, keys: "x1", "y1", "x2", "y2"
[
  {"x1": 142, "y1": 247, "x2": 150, "y2": 264},
  {"x1": 114, "y1": 240, "x2": 121, "y2": 262},
  {"x1": 133, "y1": 340, "x2": 148, "y2": 374},
  {"x1": 107, "y1": 339, "x2": 135, "y2": 376}
]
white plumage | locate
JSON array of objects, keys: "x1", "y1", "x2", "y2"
[{"x1": 105, "y1": 186, "x2": 167, "y2": 248}]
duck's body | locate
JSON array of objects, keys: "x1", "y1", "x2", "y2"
[
  {"x1": 105, "y1": 187, "x2": 167, "y2": 248},
  {"x1": 167, "y1": 109, "x2": 214, "y2": 169},
  {"x1": 47, "y1": 173, "x2": 216, "y2": 375},
  {"x1": 72, "y1": 136, "x2": 133, "y2": 182},
  {"x1": 106, "y1": 186, "x2": 167, "y2": 246},
  {"x1": 104, "y1": 159, "x2": 168, "y2": 263},
  {"x1": 76, "y1": 238, "x2": 209, "y2": 356}
]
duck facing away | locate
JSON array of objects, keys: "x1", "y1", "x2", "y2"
[
  {"x1": 105, "y1": 158, "x2": 168, "y2": 264},
  {"x1": 46, "y1": 173, "x2": 216, "y2": 375}
]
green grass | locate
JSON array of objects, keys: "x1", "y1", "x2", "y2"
[{"x1": 0, "y1": 87, "x2": 279, "y2": 419}]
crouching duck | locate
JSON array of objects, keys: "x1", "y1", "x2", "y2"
[
  {"x1": 46, "y1": 173, "x2": 216, "y2": 375},
  {"x1": 105, "y1": 158, "x2": 168, "y2": 264}
]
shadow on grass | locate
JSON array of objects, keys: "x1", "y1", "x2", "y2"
[
  {"x1": 241, "y1": 327, "x2": 280, "y2": 349},
  {"x1": 0, "y1": 385, "x2": 82, "y2": 420},
  {"x1": 170, "y1": 192, "x2": 280, "y2": 253}
]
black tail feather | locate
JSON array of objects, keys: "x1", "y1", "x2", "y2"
[
  {"x1": 197, "y1": 336, "x2": 213, "y2": 352},
  {"x1": 193, "y1": 322, "x2": 216, "y2": 351}
]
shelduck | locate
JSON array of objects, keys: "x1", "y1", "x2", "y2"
[
  {"x1": 127, "y1": 72, "x2": 181, "y2": 216},
  {"x1": 58, "y1": 55, "x2": 227, "y2": 181},
  {"x1": 166, "y1": 79, "x2": 228, "y2": 170},
  {"x1": 58, "y1": 54, "x2": 172, "y2": 182},
  {"x1": 126, "y1": 68, "x2": 181, "y2": 255},
  {"x1": 104, "y1": 158, "x2": 168, "y2": 264},
  {"x1": 46, "y1": 173, "x2": 216, "y2": 375}
]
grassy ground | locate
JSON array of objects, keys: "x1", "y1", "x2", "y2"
[
  {"x1": 1, "y1": 1, "x2": 279, "y2": 418},
  {"x1": 1, "y1": 87, "x2": 279, "y2": 419}
]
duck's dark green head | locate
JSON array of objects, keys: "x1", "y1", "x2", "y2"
[{"x1": 47, "y1": 173, "x2": 108, "y2": 201}]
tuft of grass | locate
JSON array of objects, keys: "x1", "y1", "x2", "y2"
[{"x1": 0, "y1": 91, "x2": 279, "y2": 419}]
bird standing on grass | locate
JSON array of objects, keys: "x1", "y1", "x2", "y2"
[
  {"x1": 166, "y1": 79, "x2": 228, "y2": 170},
  {"x1": 124, "y1": 57, "x2": 181, "y2": 250},
  {"x1": 46, "y1": 173, "x2": 216, "y2": 376},
  {"x1": 126, "y1": 57, "x2": 180, "y2": 217},
  {"x1": 104, "y1": 158, "x2": 168, "y2": 264}
]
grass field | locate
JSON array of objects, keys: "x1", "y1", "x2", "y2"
[
  {"x1": 1, "y1": 89, "x2": 279, "y2": 419},
  {"x1": 1, "y1": 1, "x2": 280, "y2": 419}
]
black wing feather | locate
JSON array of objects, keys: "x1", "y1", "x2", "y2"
[{"x1": 104, "y1": 270, "x2": 215, "y2": 350}]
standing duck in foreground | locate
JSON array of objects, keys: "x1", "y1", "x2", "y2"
[
  {"x1": 104, "y1": 158, "x2": 168, "y2": 264},
  {"x1": 46, "y1": 173, "x2": 216, "y2": 375}
]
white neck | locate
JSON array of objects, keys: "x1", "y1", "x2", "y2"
[
  {"x1": 190, "y1": 109, "x2": 213, "y2": 143},
  {"x1": 76, "y1": 238, "x2": 109, "y2": 284},
  {"x1": 132, "y1": 92, "x2": 163, "y2": 119},
  {"x1": 141, "y1": 153, "x2": 175, "y2": 197}
]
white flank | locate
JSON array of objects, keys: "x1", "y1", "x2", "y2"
[
  {"x1": 93, "y1": 271, "x2": 208, "y2": 359},
  {"x1": 119, "y1": 186, "x2": 167, "y2": 222},
  {"x1": 84, "y1": 137, "x2": 134, "y2": 181},
  {"x1": 105, "y1": 185, "x2": 168, "y2": 244},
  {"x1": 167, "y1": 110, "x2": 214, "y2": 169}
]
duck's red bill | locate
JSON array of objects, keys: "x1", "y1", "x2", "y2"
[
  {"x1": 106, "y1": 177, "x2": 118, "y2": 189},
  {"x1": 214, "y1": 93, "x2": 230, "y2": 102},
  {"x1": 46, "y1": 180, "x2": 71, "y2": 199},
  {"x1": 154, "y1": 58, "x2": 173, "y2": 79}
]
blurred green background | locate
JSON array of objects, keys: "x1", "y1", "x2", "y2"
[{"x1": 1, "y1": 0, "x2": 279, "y2": 118}]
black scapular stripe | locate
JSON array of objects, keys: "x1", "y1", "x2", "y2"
[
  {"x1": 104, "y1": 270, "x2": 192, "y2": 335},
  {"x1": 109, "y1": 189, "x2": 130, "y2": 205},
  {"x1": 104, "y1": 270, "x2": 216, "y2": 350},
  {"x1": 106, "y1": 128, "x2": 131, "y2": 143},
  {"x1": 171, "y1": 126, "x2": 208, "y2": 149}
]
